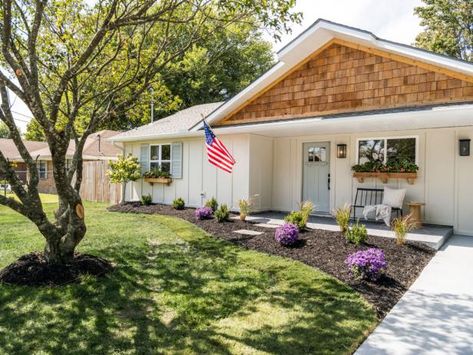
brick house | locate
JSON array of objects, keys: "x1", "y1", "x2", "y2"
[{"x1": 0, "y1": 130, "x2": 123, "y2": 195}]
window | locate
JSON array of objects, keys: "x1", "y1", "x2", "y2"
[
  {"x1": 37, "y1": 161, "x2": 47, "y2": 179},
  {"x1": 358, "y1": 137, "x2": 416, "y2": 164},
  {"x1": 307, "y1": 146, "x2": 327, "y2": 162},
  {"x1": 150, "y1": 144, "x2": 171, "y2": 173}
]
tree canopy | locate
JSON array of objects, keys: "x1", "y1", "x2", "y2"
[
  {"x1": 0, "y1": 122, "x2": 9, "y2": 138},
  {"x1": 25, "y1": 15, "x2": 276, "y2": 138},
  {"x1": 415, "y1": 0, "x2": 473, "y2": 61},
  {"x1": 0, "y1": 0, "x2": 300, "y2": 265}
]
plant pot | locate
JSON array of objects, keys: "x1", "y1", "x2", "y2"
[
  {"x1": 353, "y1": 172, "x2": 417, "y2": 185},
  {"x1": 144, "y1": 177, "x2": 172, "y2": 186}
]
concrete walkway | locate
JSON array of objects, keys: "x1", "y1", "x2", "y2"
[
  {"x1": 357, "y1": 235, "x2": 473, "y2": 355},
  {"x1": 243, "y1": 212, "x2": 452, "y2": 250}
]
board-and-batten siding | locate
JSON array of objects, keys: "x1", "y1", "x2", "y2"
[
  {"x1": 124, "y1": 135, "x2": 251, "y2": 210},
  {"x1": 220, "y1": 42, "x2": 473, "y2": 125},
  {"x1": 269, "y1": 127, "x2": 473, "y2": 235}
]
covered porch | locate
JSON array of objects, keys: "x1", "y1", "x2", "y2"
[
  {"x1": 213, "y1": 103, "x2": 473, "y2": 236},
  {"x1": 239, "y1": 212, "x2": 453, "y2": 250}
]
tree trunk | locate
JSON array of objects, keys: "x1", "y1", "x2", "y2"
[
  {"x1": 121, "y1": 181, "x2": 126, "y2": 205},
  {"x1": 43, "y1": 219, "x2": 87, "y2": 264}
]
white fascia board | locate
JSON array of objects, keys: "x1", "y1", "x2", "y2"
[
  {"x1": 210, "y1": 104, "x2": 473, "y2": 137},
  {"x1": 109, "y1": 130, "x2": 202, "y2": 143}
]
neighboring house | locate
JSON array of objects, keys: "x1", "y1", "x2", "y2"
[
  {"x1": 0, "y1": 130, "x2": 123, "y2": 199},
  {"x1": 111, "y1": 19, "x2": 473, "y2": 235}
]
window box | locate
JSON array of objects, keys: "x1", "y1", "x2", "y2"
[
  {"x1": 144, "y1": 177, "x2": 172, "y2": 185},
  {"x1": 353, "y1": 172, "x2": 417, "y2": 185}
]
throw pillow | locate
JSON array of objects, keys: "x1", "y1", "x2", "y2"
[{"x1": 382, "y1": 186, "x2": 406, "y2": 209}]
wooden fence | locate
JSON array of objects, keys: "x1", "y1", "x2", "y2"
[{"x1": 80, "y1": 160, "x2": 121, "y2": 204}]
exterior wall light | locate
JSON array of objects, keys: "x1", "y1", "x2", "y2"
[
  {"x1": 459, "y1": 139, "x2": 471, "y2": 157},
  {"x1": 337, "y1": 144, "x2": 347, "y2": 159}
]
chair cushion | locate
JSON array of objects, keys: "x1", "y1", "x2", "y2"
[{"x1": 382, "y1": 187, "x2": 406, "y2": 209}]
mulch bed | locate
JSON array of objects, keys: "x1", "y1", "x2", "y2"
[
  {"x1": 0, "y1": 252, "x2": 113, "y2": 286},
  {"x1": 108, "y1": 203, "x2": 435, "y2": 318}
]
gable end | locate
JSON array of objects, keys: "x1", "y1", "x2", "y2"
[{"x1": 219, "y1": 41, "x2": 473, "y2": 126}]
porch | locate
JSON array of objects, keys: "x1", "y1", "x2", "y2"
[{"x1": 240, "y1": 212, "x2": 453, "y2": 250}]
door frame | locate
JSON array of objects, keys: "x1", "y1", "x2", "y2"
[{"x1": 301, "y1": 141, "x2": 332, "y2": 213}]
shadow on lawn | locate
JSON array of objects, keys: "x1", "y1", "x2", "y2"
[{"x1": 0, "y1": 227, "x2": 374, "y2": 354}]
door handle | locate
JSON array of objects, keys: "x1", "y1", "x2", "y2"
[{"x1": 328, "y1": 173, "x2": 331, "y2": 190}]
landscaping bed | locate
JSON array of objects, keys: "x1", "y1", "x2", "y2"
[{"x1": 109, "y1": 202, "x2": 436, "y2": 318}]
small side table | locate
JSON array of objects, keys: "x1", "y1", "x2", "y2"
[{"x1": 408, "y1": 202, "x2": 425, "y2": 228}]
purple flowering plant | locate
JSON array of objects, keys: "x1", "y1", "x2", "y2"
[
  {"x1": 275, "y1": 223, "x2": 299, "y2": 246},
  {"x1": 345, "y1": 248, "x2": 387, "y2": 281},
  {"x1": 195, "y1": 206, "x2": 213, "y2": 220}
]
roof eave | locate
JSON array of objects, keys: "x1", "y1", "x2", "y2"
[{"x1": 109, "y1": 130, "x2": 202, "y2": 143}]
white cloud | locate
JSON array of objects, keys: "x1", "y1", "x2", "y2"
[{"x1": 272, "y1": 0, "x2": 423, "y2": 50}]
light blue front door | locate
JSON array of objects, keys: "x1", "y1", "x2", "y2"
[{"x1": 302, "y1": 142, "x2": 330, "y2": 213}]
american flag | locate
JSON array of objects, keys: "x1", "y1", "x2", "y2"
[{"x1": 203, "y1": 121, "x2": 236, "y2": 173}]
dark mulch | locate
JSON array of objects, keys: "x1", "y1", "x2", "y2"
[
  {"x1": 108, "y1": 203, "x2": 436, "y2": 318},
  {"x1": 0, "y1": 252, "x2": 113, "y2": 286}
]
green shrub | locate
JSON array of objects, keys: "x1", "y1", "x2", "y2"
[
  {"x1": 285, "y1": 211, "x2": 306, "y2": 231},
  {"x1": 172, "y1": 197, "x2": 185, "y2": 210},
  {"x1": 285, "y1": 201, "x2": 314, "y2": 231},
  {"x1": 141, "y1": 194, "x2": 152, "y2": 206},
  {"x1": 345, "y1": 221, "x2": 367, "y2": 246},
  {"x1": 333, "y1": 203, "x2": 351, "y2": 233},
  {"x1": 205, "y1": 197, "x2": 218, "y2": 212},
  {"x1": 215, "y1": 204, "x2": 230, "y2": 222}
]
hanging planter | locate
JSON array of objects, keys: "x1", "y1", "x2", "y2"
[
  {"x1": 144, "y1": 177, "x2": 172, "y2": 185},
  {"x1": 352, "y1": 172, "x2": 417, "y2": 185},
  {"x1": 352, "y1": 160, "x2": 418, "y2": 185}
]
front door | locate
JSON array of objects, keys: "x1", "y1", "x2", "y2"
[{"x1": 302, "y1": 142, "x2": 330, "y2": 213}]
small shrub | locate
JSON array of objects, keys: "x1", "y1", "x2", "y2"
[
  {"x1": 215, "y1": 204, "x2": 230, "y2": 223},
  {"x1": 284, "y1": 211, "x2": 306, "y2": 231},
  {"x1": 205, "y1": 197, "x2": 218, "y2": 212},
  {"x1": 346, "y1": 248, "x2": 387, "y2": 281},
  {"x1": 141, "y1": 194, "x2": 152, "y2": 206},
  {"x1": 195, "y1": 207, "x2": 213, "y2": 220},
  {"x1": 238, "y1": 199, "x2": 251, "y2": 221},
  {"x1": 333, "y1": 203, "x2": 351, "y2": 233},
  {"x1": 172, "y1": 197, "x2": 185, "y2": 210},
  {"x1": 392, "y1": 214, "x2": 416, "y2": 245},
  {"x1": 275, "y1": 223, "x2": 299, "y2": 246},
  {"x1": 345, "y1": 221, "x2": 367, "y2": 246}
]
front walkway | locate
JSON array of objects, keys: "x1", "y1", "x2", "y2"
[
  {"x1": 357, "y1": 235, "x2": 473, "y2": 354},
  {"x1": 246, "y1": 212, "x2": 452, "y2": 250}
]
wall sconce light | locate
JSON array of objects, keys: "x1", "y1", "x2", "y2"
[
  {"x1": 459, "y1": 139, "x2": 471, "y2": 156},
  {"x1": 337, "y1": 144, "x2": 347, "y2": 159}
]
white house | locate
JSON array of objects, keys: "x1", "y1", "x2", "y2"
[{"x1": 111, "y1": 19, "x2": 473, "y2": 235}]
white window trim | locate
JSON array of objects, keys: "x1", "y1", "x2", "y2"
[
  {"x1": 149, "y1": 144, "x2": 172, "y2": 172},
  {"x1": 356, "y1": 136, "x2": 419, "y2": 165}
]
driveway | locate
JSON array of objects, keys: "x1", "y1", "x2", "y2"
[{"x1": 357, "y1": 235, "x2": 473, "y2": 354}]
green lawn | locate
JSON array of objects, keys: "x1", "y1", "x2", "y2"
[{"x1": 0, "y1": 199, "x2": 376, "y2": 354}]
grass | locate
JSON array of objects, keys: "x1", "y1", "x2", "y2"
[{"x1": 0, "y1": 198, "x2": 377, "y2": 354}]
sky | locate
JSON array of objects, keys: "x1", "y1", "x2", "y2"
[{"x1": 9, "y1": 0, "x2": 424, "y2": 134}]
